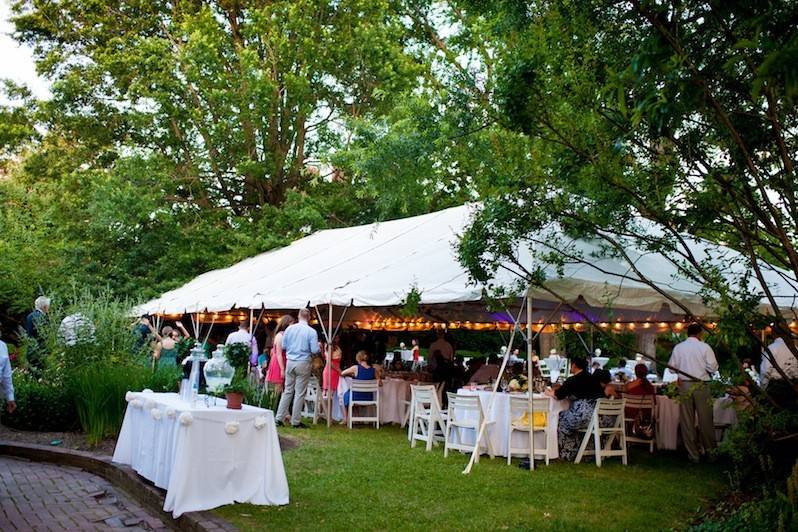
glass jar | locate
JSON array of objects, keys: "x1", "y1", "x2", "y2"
[{"x1": 203, "y1": 347, "x2": 235, "y2": 394}]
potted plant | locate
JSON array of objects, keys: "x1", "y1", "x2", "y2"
[
  {"x1": 223, "y1": 343, "x2": 251, "y2": 410},
  {"x1": 223, "y1": 378, "x2": 247, "y2": 410}
]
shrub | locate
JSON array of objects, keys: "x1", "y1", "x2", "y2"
[{"x1": 0, "y1": 370, "x2": 79, "y2": 431}]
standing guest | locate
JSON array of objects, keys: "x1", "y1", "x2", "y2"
[
  {"x1": 323, "y1": 345, "x2": 344, "y2": 423},
  {"x1": 759, "y1": 335, "x2": 798, "y2": 408},
  {"x1": 25, "y1": 295, "x2": 50, "y2": 340},
  {"x1": 275, "y1": 309, "x2": 320, "y2": 428},
  {"x1": 411, "y1": 339, "x2": 421, "y2": 371},
  {"x1": 265, "y1": 315, "x2": 294, "y2": 395},
  {"x1": 155, "y1": 326, "x2": 179, "y2": 368},
  {"x1": 24, "y1": 296, "x2": 50, "y2": 370},
  {"x1": 341, "y1": 351, "x2": 378, "y2": 423},
  {"x1": 133, "y1": 316, "x2": 155, "y2": 352},
  {"x1": 668, "y1": 323, "x2": 718, "y2": 463},
  {"x1": 428, "y1": 330, "x2": 454, "y2": 371},
  {"x1": 545, "y1": 357, "x2": 604, "y2": 461},
  {"x1": 0, "y1": 322, "x2": 17, "y2": 414},
  {"x1": 225, "y1": 320, "x2": 252, "y2": 346}
]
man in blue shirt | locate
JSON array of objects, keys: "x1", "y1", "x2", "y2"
[{"x1": 275, "y1": 308, "x2": 320, "y2": 428}]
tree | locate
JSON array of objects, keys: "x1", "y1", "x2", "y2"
[{"x1": 10, "y1": 0, "x2": 425, "y2": 211}]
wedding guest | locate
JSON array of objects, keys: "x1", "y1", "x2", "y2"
[
  {"x1": 610, "y1": 358, "x2": 634, "y2": 382},
  {"x1": 24, "y1": 295, "x2": 50, "y2": 369},
  {"x1": 428, "y1": 330, "x2": 454, "y2": 371},
  {"x1": 0, "y1": 322, "x2": 17, "y2": 414},
  {"x1": 624, "y1": 363, "x2": 656, "y2": 419},
  {"x1": 265, "y1": 315, "x2": 294, "y2": 396},
  {"x1": 593, "y1": 368, "x2": 617, "y2": 398},
  {"x1": 275, "y1": 309, "x2": 320, "y2": 428},
  {"x1": 469, "y1": 355, "x2": 500, "y2": 384},
  {"x1": 759, "y1": 335, "x2": 798, "y2": 408},
  {"x1": 341, "y1": 350, "x2": 378, "y2": 423},
  {"x1": 411, "y1": 339, "x2": 420, "y2": 370},
  {"x1": 323, "y1": 345, "x2": 343, "y2": 394},
  {"x1": 225, "y1": 320, "x2": 252, "y2": 346},
  {"x1": 545, "y1": 357, "x2": 604, "y2": 461},
  {"x1": 24, "y1": 295, "x2": 49, "y2": 341},
  {"x1": 154, "y1": 326, "x2": 179, "y2": 367},
  {"x1": 668, "y1": 323, "x2": 718, "y2": 463}
]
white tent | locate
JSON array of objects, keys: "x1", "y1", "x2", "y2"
[{"x1": 136, "y1": 204, "x2": 798, "y2": 317}]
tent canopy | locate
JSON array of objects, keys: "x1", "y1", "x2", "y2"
[{"x1": 136, "y1": 204, "x2": 797, "y2": 317}]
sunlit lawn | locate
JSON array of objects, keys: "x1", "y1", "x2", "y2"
[{"x1": 217, "y1": 423, "x2": 725, "y2": 531}]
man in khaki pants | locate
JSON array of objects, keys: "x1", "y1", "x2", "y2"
[{"x1": 668, "y1": 323, "x2": 719, "y2": 463}]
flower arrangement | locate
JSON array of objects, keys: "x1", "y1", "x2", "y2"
[{"x1": 508, "y1": 373, "x2": 529, "y2": 392}]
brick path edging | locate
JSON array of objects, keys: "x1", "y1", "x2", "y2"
[{"x1": 0, "y1": 441, "x2": 235, "y2": 532}]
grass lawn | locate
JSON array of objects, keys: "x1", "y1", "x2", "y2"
[{"x1": 217, "y1": 424, "x2": 725, "y2": 531}]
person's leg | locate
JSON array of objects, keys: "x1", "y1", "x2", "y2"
[
  {"x1": 290, "y1": 360, "x2": 312, "y2": 425},
  {"x1": 276, "y1": 361, "x2": 296, "y2": 422},
  {"x1": 693, "y1": 383, "x2": 716, "y2": 455},
  {"x1": 678, "y1": 382, "x2": 700, "y2": 462}
]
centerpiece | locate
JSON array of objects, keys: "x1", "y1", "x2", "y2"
[{"x1": 222, "y1": 343, "x2": 251, "y2": 410}]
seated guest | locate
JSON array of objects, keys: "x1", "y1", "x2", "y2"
[
  {"x1": 593, "y1": 369, "x2": 617, "y2": 398},
  {"x1": 469, "y1": 355, "x2": 500, "y2": 384},
  {"x1": 545, "y1": 357, "x2": 604, "y2": 461},
  {"x1": 760, "y1": 336, "x2": 798, "y2": 409},
  {"x1": 623, "y1": 362, "x2": 656, "y2": 422},
  {"x1": 341, "y1": 351, "x2": 378, "y2": 422},
  {"x1": 610, "y1": 358, "x2": 634, "y2": 382}
]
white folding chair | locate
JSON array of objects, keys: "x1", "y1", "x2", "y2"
[
  {"x1": 507, "y1": 396, "x2": 551, "y2": 468},
  {"x1": 314, "y1": 389, "x2": 330, "y2": 425},
  {"x1": 623, "y1": 395, "x2": 656, "y2": 453},
  {"x1": 348, "y1": 380, "x2": 380, "y2": 429},
  {"x1": 302, "y1": 377, "x2": 319, "y2": 419},
  {"x1": 410, "y1": 384, "x2": 448, "y2": 450},
  {"x1": 575, "y1": 398, "x2": 627, "y2": 466},
  {"x1": 559, "y1": 359, "x2": 571, "y2": 383},
  {"x1": 444, "y1": 393, "x2": 495, "y2": 462}
]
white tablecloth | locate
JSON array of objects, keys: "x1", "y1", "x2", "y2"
[
  {"x1": 113, "y1": 392, "x2": 289, "y2": 517},
  {"x1": 655, "y1": 395, "x2": 738, "y2": 451},
  {"x1": 337, "y1": 378, "x2": 412, "y2": 424},
  {"x1": 455, "y1": 389, "x2": 569, "y2": 459}
]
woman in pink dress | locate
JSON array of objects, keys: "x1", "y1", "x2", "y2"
[
  {"x1": 265, "y1": 315, "x2": 294, "y2": 394},
  {"x1": 323, "y1": 345, "x2": 342, "y2": 393}
]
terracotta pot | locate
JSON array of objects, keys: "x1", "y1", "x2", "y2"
[{"x1": 226, "y1": 392, "x2": 244, "y2": 410}]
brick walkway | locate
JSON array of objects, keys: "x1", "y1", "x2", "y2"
[{"x1": 0, "y1": 456, "x2": 170, "y2": 531}]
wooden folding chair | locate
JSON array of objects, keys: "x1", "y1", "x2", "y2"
[
  {"x1": 410, "y1": 384, "x2": 447, "y2": 450},
  {"x1": 575, "y1": 398, "x2": 627, "y2": 467},
  {"x1": 507, "y1": 396, "x2": 551, "y2": 468},
  {"x1": 623, "y1": 395, "x2": 656, "y2": 453},
  {"x1": 348, "y1": 380, "x2": 380, "y2": 429},
  {"x1": 444, "y1": 393, "x2": 495, "y2": 462}
]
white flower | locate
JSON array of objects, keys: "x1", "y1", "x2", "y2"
[
  {"x1": 144, "y1": 399, "x2": 156, "y2": 410},
  {"x1": 151, "y1": 408, "x2": 162, "y2": 421},
  {"x1": 254, "y1": 416, "x2": 267, "y2": 430},
  {"x1": 179, "y1": 412, "x2": 193, "y2": 426},
  {"x1": 142, "y1": 388, "x2": 154, "y2": 394},
  {"x1": 225, "y1": 421, "x2": 240, "y2": 435},
  {"x1": 125, "y1": 392, "x2": 134, "y2": 402},
  {"x1": 166, "y1": 408, "x2": 176, "y2": 419},
  {"x1": 130, "y1": 399, "x2": 143, "y2": 409}
]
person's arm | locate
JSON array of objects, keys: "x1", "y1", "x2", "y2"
[
  {"x1": 554, "y1": 377, "x2": 572, "y2": 400},
  {"x1": 341, "y1": 365, "x2": 358, "y2": 378},
  {"x1": 175, "y1": 321, "x2": 190, "y2": 338},
  {"x1": 275, "y1": 333, "x2": 286, "y2": 376},
  {"x1": 1, "y1": 353, "x2": 14, "y2": 403},
  {"x1": 759, "y1": 348, "x2": 772, "y2": 387},
  {"x1": 310, "y1": 329, "x2": 321, "y2": 355}
]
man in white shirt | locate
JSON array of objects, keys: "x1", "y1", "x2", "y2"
[
  {"x1": 668, "y1": 323, "x2": 719, "y2": 463},
  {"x1": 225, "y1": 320, "x2": 252, "y2": 346},
  {"x1": 0, "y1": 323, "x2": 17, "y2": 414}
]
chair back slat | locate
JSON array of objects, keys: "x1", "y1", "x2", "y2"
[
  {"x1": 350, "y1": 380, "x2": 379, "y2": 393},
  {"x1": 447, "y1": 393, "x2": 481, "y2": 412},
  {"x1": 623, "y1": 395, "x2": 654, "y2": 410},
  {"x1": 596, "y1": 398, "x2": 625, "y2": 415}
]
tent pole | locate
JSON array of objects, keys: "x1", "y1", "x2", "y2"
[
  {"x1": 328, "y1": 303, "x2": 333, "y2": 428},
  {"x1": 463, "y1": 288, "x2": 528, "y2": 475},
  {"x1": 527, "y1": 291, "x2": 535, "y2": 471}
]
